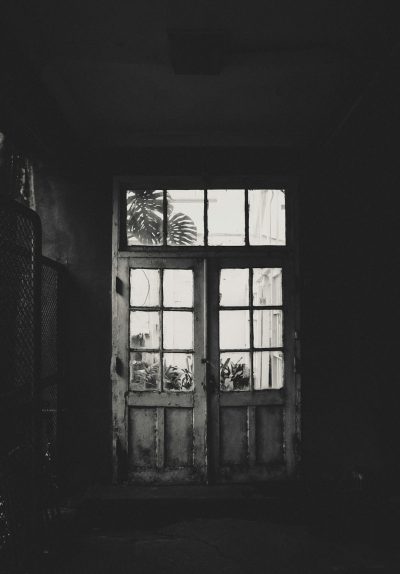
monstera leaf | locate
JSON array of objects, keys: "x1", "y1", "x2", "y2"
[
  {"x1": 127, "y1": 189, "x2": 163, "y2": 244},
  {"x1": 167, "y1": 212, "x2": 197, "y2": 246},
  {"x1": 127, "y1": 189, "x2": 198, "y2": 246}
]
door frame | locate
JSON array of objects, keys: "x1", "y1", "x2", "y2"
[{"x1": 111, "y1": 176, "x2": 301, "y2": 484}]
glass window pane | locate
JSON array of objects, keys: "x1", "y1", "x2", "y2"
[
  {"x1": 253, "y1": 268, "x2": 282, "y2": 306},
  {"x1": 220, "y1": 352, "x2": 250, "y2": 391},
  {"x1": 126, "y1": 189, "x2": 164, "y2": 246},
  {"x1": 130, "y1": 311, "x2": 160, "y2": 348},
  {"x1": 208, "y1": 189, "x2": 245, "y2": 246},
  {"x1": 130, "y1": 269, "x2": 160, "y2": 307},
  {"x1": 220, "y1": 269, "x2": 249, "y2": 307},
  {"x1": 130, "y1": 352, "x2": 160, "y2": 391},
  {"x1": 163, "y1": 353, "x2": 194, "y2": 391},
  {"x1": 253, "y1": 351, "x2": 284, "y2": 389},
  {"x1": 163, "y1": 270, "x2": 193, "y2": 307},
  {"x1": 253, "y1": 310, "x2": 283, "y2": 347},
  {"x1": 249, "y1": 189, "x2": 286, "y2": 245},
  {"x1": 167, "y1": 190, "x2": 204, "y2": 246},
  {"x1": 163, "y1": 311, "x2": 193, "y2": 349},
  {"x1": 219, "y1": 310, "x2": 250, "y2": 349}
]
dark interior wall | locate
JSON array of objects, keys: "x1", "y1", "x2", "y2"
[
  {"x1": 26, "y1": 144, "x2": 302, "y2": 490},
  {"x1": 300, "y1": 62, "x2": 400, "y2": 486},
  {"x1": 34, "y1": 168, "x2": 113, "y2": 486},
  {"x1": 34, "y1": 74, "x2": 399, "y2": 488},
  {"x1": 4, "y1": 60, "x2": 399, "y2": 490}
]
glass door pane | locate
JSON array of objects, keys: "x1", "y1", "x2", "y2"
[{"x1": 218, "y1": 267, "x2": 284, "y2": 391}]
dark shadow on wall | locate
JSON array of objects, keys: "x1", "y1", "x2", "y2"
[
  {"x1": 299, "y1": 59, "x2": 400, "y2": 489},
  {"x1": 34, "y1": 167, "x2": 113, "y2": 489}
]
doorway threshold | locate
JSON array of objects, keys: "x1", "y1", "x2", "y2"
[
  {"x1": 77, "y1": 483, "x2": 304, "y2": 529},
  {"x1": 83, "y1": 481, "x2": 302, "y2": 502}
]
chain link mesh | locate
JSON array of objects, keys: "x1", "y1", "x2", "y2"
[
  {"x1": 40, "y1": 260, "x2": 61, "y2": 480},
  {"x1": 0, "y1": 200, "x2": 40, "y2": 570},
  {"x1": 41, "y1": 263, "x2": 59, "y2": 381}
]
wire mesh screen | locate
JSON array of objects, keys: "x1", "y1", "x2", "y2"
[
  {"x1": 40, "y1": 258, "x2": 62, "y2": 482},
  {"x1": 0, "y1": 200, "x2": 41, "y2": 570},
  {"x1": 0, "y1": 204, "x2": 39, "y2": 395},
  {"x1": 41, "y1": 261, "x2": 59, "y2": 381}
]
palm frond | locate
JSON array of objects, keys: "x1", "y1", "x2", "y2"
[
  {"x1": 167, "y1": 212, "x2": 197, "y2": 246},
  {"x1": 127, "y1": 189, "x2": 163, "y2": 244}
]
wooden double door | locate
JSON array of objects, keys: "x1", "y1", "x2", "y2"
[{"x1": 112, "y1": 256, "x2": 298, "y2": 484}]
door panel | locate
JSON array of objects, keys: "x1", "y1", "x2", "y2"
[
  {"x1": 113, "y1": 258, "x2": 206, "y2": 484},
  {"x1": 208, "y1": 260, "x2": 296, "y2": 483},
  {"x1": 113, "y1": 257, "x2": 297, "y2": 484}
]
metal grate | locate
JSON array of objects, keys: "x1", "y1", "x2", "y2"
[
  {"x1": 0, "y1": 207, "x2": 39, "y2": 394},
  {"x1": 0, "y1": 199, "x2": 41, "y2": 571},
  {"x1": 41, "y1": 261, "x2": 59, "y2": 381},
  {"x1": 40, "y1": 257, "x2": 63, "y2": 488}
]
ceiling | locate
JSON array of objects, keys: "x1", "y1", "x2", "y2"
[{"x1": 4, "y1": 1, "x2": 399, "y2": 151}]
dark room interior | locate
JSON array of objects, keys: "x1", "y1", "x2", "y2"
[{"x1": 1, "y1": 1, "x2": 400, "y2": 573}]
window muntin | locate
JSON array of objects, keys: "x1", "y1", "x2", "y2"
[
  {"x1": 219, "y1": 267, "x2": 284, "y2": 391},
  {"x1": 129, "y1": 268, "x2": 194, "y2": 392},
  {"x1": 124, "y1": 188, "x2": 286, "y2": 247}
]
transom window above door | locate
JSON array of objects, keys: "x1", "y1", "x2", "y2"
[{"x1": 123, "y1": 188, "x2": 286, "y2": 247}]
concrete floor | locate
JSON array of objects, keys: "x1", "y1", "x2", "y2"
[
  {"x1": 43, "y1": 487, "x2": 400, "y2": 574},
  {"x1": 50, "y1": 517, "x2": 396, "y2": 574}
]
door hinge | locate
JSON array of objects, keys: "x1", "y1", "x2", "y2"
[
  {"x1": 115, "y1": 356, "x2": 123, "y2": 376},
  {"x1": 116, "y1": 276, "x2": 123, "y2": 295}
]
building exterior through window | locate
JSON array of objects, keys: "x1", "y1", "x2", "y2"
[{"x1": 112, "y1": 179, "x2": 300, "y2": 484}]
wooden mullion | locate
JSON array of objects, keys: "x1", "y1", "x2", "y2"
[
  {"x1": 163, "y1": 189, "x2": 168, "y2": 246},
  {"x1": 204, "y1": 189, "x2": 208, "y2": 247},
  {"x1": 249, "y1": 267, "x2": 254, "y2": 391},
  {"x1": 253, "y1": 346, "x2": 285, "y2": 352},
  {"x1": 120, "y1": 187, "x2": 128, "y2": 250},
  {"x1": 220, "y1": 346, "x2": 284, "y2": 353},
  {"x1": 220, "y1": 348, "x2": 250, "y2": 354},
  {"x1": 129, "y1": 306, "x2": 193, "y2": 312},
  {"x1": 129, "y1": 306, "x2": 161, "y2": 311},
  {"x1": 220, "y1": 305, "x2": 283, "y2": 311},
  {"x1": 253, "y1": 305, "x2": 284, "y2": 311},
  {"x1": 161, "y1": 307, "x2": 194, "y2": 312},
  {"x1": 158, "y1": 349, "x2": 194, "y2": 354},
  {"x1": 160, "y1": 268, "x2": 164, "y2": 389},
  {"x1": 245, "y1": 189, "x2": 249, "y2": 246},
  {"x1": 129, "y1": 347, "x2": 161, "y2": 353}
]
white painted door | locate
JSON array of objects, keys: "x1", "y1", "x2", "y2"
[
  {"x1": 207, "y1": 259, "x2": 297, "y2": 483},
  {"x1": 112, "y1": 258, "x2": 207, "y2": 484}
]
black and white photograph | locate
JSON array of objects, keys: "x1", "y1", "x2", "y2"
[{"x1": 1, "y1": 1, "x2": 399, "y2": 572}]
